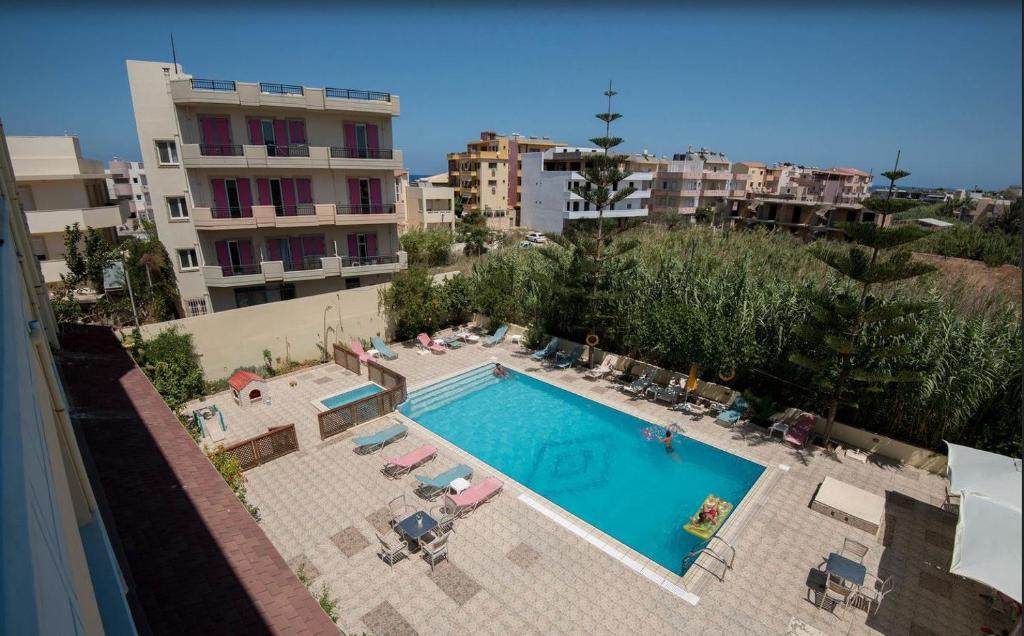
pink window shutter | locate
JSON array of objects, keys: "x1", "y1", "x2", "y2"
[
  {"x1": 347, "y1": 233, "x2": 358, "y2": 256},
  {"x1": 267, "y1": 238, "x2": 281, "y2": 261},
  {"x1": 256, "y1": 179, "x2": 271, "y2": 205},
  {"x1": 367, "y1": 233, "x2": 378, "y2": 257},
  {"x1": 274, "y1": 120, "x2": 288, "y2": 147},
  {"x1": 289, "y1": 237, "x2": 304, "y2": 268},
  {"x1": 239, "y1": 240, "x2": 254, "y2": 266},
  {"x1": 282, "y1": 179, "x2": 297, "y2": 215},
  {"x1": 248, "y1": 119, "x2": 263, "y2": 144},
  {"x1": 296, "y1": 178, "x2": 313, "y2": 204},
  {"x1": 215, "y1": 240, "x2": 229, "y2": 273},
  {"x1": 347, "y1": 178, "x2": 361, "y2": 212},
  {"x1": 215, "y1": 117, "x2": 232, "y2": 144},
  {"x1": 367, "y1": 124, "x2": 379, "y2": 152},
  {"x1": 211, "y1": 179, "x2": 227, "y2": 215},
  {"x1": 236, "y1": 178, "x2": 253, "y2": 217},
  {"x1": 344, "y1": 123, "x2": 357, "y2": 151},
  {"x1": 302, "y1": 236, "x2": 325, "y2": 257},
  {"x1": 369, "y1": 179, "x2": 383, "y2": 212},
  {"x1": 288, "y1": 120, "x2": 306, "y2": 144},
  {"x1": 200, "y1": 117, "x2": 217, "y2": 145}
]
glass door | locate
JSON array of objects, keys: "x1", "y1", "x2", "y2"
[
  {"x1": 261, "y1": 120, "x2": 276, "y2": 157},
  {"x1": 270, "y1": 179, "x2": 284, "y2": 216},
  {"x1": 358, "y1": 179, "x2": 371, "y2": 213},
  {"x1": 225, "y1": 179, "x2": 242, "y2": 218},
  {"x1": 355, "y1": 124, "x2": 368, "y2": 158},
  {"x1": 227, "y1": 240, "x2": 242, "y2": 274}
]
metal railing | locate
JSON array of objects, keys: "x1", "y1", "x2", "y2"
[
  {"x1": 259, "y1": 82, "x2": 304, "y2": 95},
  {"x1": 199, "y1": 144, "x2": 243, "y2": 157},
  {"x1": 191, "y1": 78, "x2": 236, "y2": 92},
  {"x1": 220, "y1": 262, "x2": 261, "y2": 276},
  {"x1": 223, "y1": 424, "x2": 298, "y2": 471},
  {"x1": 329, "y1": 147, "x2": 394, "y2": 160},
  {"x1": 340, "y1": 254, "x2": 400, "y2": 268},
  {"x1": 274, "y1": 203, "x2": 316, "y2": 217},
  {"x1": 266, "y1": 144, "x2": 310, "y2": 158},
  {"x1": 283, "y1": 255, "x2": 325, "y2": 272},
  {"x1": 336, "y1": 203, "x2": 396, "y2": 215},
  {"x1": 324, "y1": 87, "x2": 391, "y2": 102},
  {"x1": 210, "y1": 206, "x2": 253, "y2": 219}
]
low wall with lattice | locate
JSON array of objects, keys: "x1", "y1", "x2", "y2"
[
  {"x1": 224, "y1": 424, "x2": 298, "y2": 471},
  {"x1": 318, "y1": 359, "x2": 407, "y2": 440}
]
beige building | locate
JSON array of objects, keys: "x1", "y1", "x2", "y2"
[
  {"x1": 447, "y1": 131, "x2": 563, "y2": 228},
  {"x1": 9, "y1": 136, "x2": 122, "y2": 284},
  {"x1": 404, "y1": 177, "x2": 455, "y2": 232},
  {"x1": 732, "y1": 161, "x2": 767, "y2": 194},
  {"x1": 126, "y1": 60, "x2": 408, "y2": 315},
  {"x1": 649, "y1": 147, "x2": 746, "y2": 222}
]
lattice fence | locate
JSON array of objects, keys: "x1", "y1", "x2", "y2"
[
  {"x1": 224, "y1": 424, "x2": 298, "y2": 471},
  {"x1": 367, "y1": 358, "x2": 405, "y2": 390},
  {"x1": 333, "y1": 343, "x2": 361, "y2": 374},
  {"x1": 318, "y1": 380, "x2": 407, "y2": 440}
]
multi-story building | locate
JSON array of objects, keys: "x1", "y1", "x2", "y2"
[
  {"x1": 404, "y1": 177, "x2": 456, "y2": 232},
  {"x1": 1, "y1": 122, "x2": 137, "y2": 636},
  {"x1": 727, "y1": 196, "x2": 878, "y2": 238},
  {"x1": 447, "y1": 131, "x2": 564, "y2": 229},
  {"x1": 649, "y1": 147, "x2": 745, "y2": 222},
  {"x1": 105, "y1": 159, "x2": 151, "y2": 232},
  {"x1": 520, "y1": 146, "x2": 653, "y2": 233},
  {"x1": 732, "y1": 161, "x2": 768, "y2": 194},
  {"x1": 9, "y1": 136, "x2": 122, "y2": 285},
  {"x1": 126, "y1": 60, "x2": 408, "y2": 315}
]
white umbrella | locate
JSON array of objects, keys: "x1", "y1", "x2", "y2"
[
  {"x1": 946, "y1": 442, "x2": 1022, "y2": 508},
  {"x1": 950, "y1": 492, "x2": 1022, "y2": 603}
]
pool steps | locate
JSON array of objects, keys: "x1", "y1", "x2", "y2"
[{"x1": 402, "y1": 364, "x2": 499, "y2": 418}]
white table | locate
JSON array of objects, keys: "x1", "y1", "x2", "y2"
[
  {"x1": 510, "y1": 334, "x2": 523, "y2": 344},
  {"x1": 432, "y1": 338, "x2": 447, "y2": 348},
  {"x1": 454, "y1": 331, "x2": 480, "y2": 343},
  {"x1": 449, "y1": 477, "x2": 471, "y2": 494},
  {"x1": 769, "y1": 421, "x2": 789, "y2": 439},
  {"x1": 366, "y1": 348, "x2": 381, "y2": 359}
]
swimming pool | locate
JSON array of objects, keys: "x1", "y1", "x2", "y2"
[
  {"x1": 320, "y1": 383, "x2": 383, "y2": 410},
  {"x1": 400, "y1": 364, "x2": 764, "y2": 574}
]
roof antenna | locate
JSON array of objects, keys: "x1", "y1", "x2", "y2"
[{"x1": 170, "y1": 32, "x2": 179, "y2": 73}]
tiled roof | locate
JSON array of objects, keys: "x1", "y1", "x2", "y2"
[
  {"x1": 59, "y1": 325, "x2": 337, "y2": 635},
  {"x1": 228, "y1": 369, "x2": 264, "y2": 391}
]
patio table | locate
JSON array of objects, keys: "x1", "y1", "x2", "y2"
[
  {"x1": 449, "y1": 477, "x2": 471, "y2": 494},
  {"x1": 826, "y1": 552, "x2": 867, "y2": 587},
  {"x1": 769, "y1": 421, "x2": 790, "y2": 439},
  {"x1": 396, "y1": 511, "x2": 438, "y2": 547}
]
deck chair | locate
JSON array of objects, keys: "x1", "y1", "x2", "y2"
[
  {"x1": 483, "y1": 324, "x2": 508, "y2": 346},
  {"x1": 382, "y1": 445, "x2": 437, "y2": 478},
  {"x1": 416, "y1": 333, "x2": 445, "y2": 354},
  {"x1": 531, "y1": 337, "x2": 559, "y2": 361},
  {"x1": 584, "y1": 354, "x2": 618, "y2": 380},
  {"x1": 370, "y1": 335, "x2": 398, "y2": 360},
  {"x1": 415, "y1": 464, "x2": 473, "y2": 500},
  {"x1": 352, "y1": 423, "x2": 407, "y2": 452},
  {"x1": 443, "y1": 477, "x2": 503, "y2": 518},
  {"x1": 552, "y1": 345, "x2": 584, "y2": 369},
  {"x1": 350, "y1": 339, "x2": 371, "y2": 363}
]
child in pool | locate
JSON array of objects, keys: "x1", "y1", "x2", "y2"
[
  {"x1": 662, "y1": 430, "x2": 674, "y2": 452},
  {"x1": 493, "y1": 363, "x2": 509, "y2": 378}
]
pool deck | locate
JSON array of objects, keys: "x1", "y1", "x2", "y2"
[{"x1": 188, "y1": 339, "x2": 1013, "y2": 635}]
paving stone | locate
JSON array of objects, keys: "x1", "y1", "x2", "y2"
[
  {"x1": 287, "y1": 554, "x2": 320, "y2": 580},
  {"x1": 361, "y1": 600, "x2": 418, "y2": 636},
  {"x1": 428, "y1": 561, "x2": 482, "y2": 606},
  {"x1": 313, "y1": 376, "x2": 333, "y2": 385},
  {"x1": 332, "y1": 526, "x2": 371, "y2": 557},
  {"x1": 367, "y1": 507, "x2": 393, "y2": 533},
  {"x1": 918, "y1": 570, "x2": 953, "y2": 599},
  {"x1": 507, "y1": 541, "x2": 542, "y2": 569}
]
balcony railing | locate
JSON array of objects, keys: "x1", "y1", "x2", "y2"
[
  {"x1": 199, "y1": 144, "x2": 244, "y2": 157},
  {"x1": 191, "y1": 78, "x2": 236, "y2": 92},
  {"x1": 325, "y1": 87, "x2": 391, "y2": 102},
  {"x1": 330, "y1": 147, "x2": 394, "y2": 160},
  {"x1": 275, "y1": 203, "x2": 316, "y2": 217},
  {"x1": 341, "y1": 254, "x2": 400, "y2": 268},
  {"x1": 266, "y1": 144, "x2": 310, "y2": 158},
  {"x1": 210, "y1": 207, "x2": 253, "y2": 219},
  {"x1": 283, "y1": 255, "x2": 325, "y2": 272},
  {"x1": 220, "y1": 263, "x2": 261, "y2": 276},
  {"x1": 259, "y1": 82, "x2": 303, "y2": 95},
  {"x1": 336, "y1": 203, "x2": 396, "y2": 215}
]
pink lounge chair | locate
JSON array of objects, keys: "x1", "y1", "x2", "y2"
[
  {"x1": 350, "y1": 339, "x2": 371, "y2": 363},
  {"x1": 382, "y1": 445, "x2": 437, "y2": 477},
  {"x1": 785, "y1": 413, "x2": 817, "y2": 448},
  {"x1": 416, "y1": 333, "x2": 445, "y2": 354},
  {"x1": 443, "y1": 477, "x2": 503, "y2": 517}
]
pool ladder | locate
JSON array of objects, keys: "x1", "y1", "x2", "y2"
[{"x1": 681, "y1": 536, "x2": 736, "y2": 581}]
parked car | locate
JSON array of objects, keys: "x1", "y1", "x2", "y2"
[{"x1": 526, "y1": 232, "x2": 547, "y2": 244}]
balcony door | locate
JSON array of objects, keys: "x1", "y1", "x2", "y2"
[
  {"x1": 199, "y1": 117, "x2": 231, "y2": 155},
  {"x1": 215, "y1": 239, "x2": 254, "y2": 276},
  {"x1": 343, "y1": 122, "x2": 379, "y2": 158},
  {"x1": 211, "y1": 178, "x2": 252, "y2": 218},
  {"x1": 269, "y1": 179, "x2": 284, "y2": 216},
  {"x1": 347, "y1": 177, "x2": 383, "y2": 213}
]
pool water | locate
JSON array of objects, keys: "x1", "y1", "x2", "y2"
[
  {"x1": 321, "y1": 383, "x2": 383, "y2": 409},
  {"x1": 400, "y1": 365, "x2": 763, "y2": 574}
]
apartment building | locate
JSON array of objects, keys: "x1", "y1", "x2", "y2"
[
  {"x1": 520, "y1": 146, "x2": 653, "y2": 233},
  {"x1": 447, "y1": 131, "x2": 564, "y2": 229},
  {"x1": 1, "y1": 123, "x2": 137, "y2": 636},
  {"x1": 404, "y1": 177, "x2": 456, "y2": 232},
  {"x1": 127, "y1": 60, "x2": 408, "y2": 315},
  {"x1": 732, "y1": 161, "x2": 768, "y2": 194},
  {"x1": 9, "y1": 136, "x2": 122, "y2": 284},
  {"x1": 649, "y1": 147, "x2": 745, "y2": 222},
  {"x1": 105, "y1": 159, "x2": 151, "y2": 232},
  {"x1": 727, "y1": 196, "x2": 878, "y2": 238}
]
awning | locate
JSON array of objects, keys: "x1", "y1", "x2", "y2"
[
  {"x1": 950, "y1": 493, "x2": 1022, "y2": 603},
  {"x1": 946, "y1": 442, "x2": 1022, "y2": 508}
]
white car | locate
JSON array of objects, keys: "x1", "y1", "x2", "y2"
[{"x1": 526, "y1": 232, "x2": 547, "y2": 244}]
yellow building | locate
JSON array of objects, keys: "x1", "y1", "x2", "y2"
[
  {"x1": 732, "y1": 161, "x2": 768, "y2": 194},
  {"x1": 447, "y1": 131, "x2": 563, "y2": 228}
]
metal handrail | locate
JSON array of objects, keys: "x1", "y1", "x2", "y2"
[
  {"x1": 191, "y1": 78, "x2": 236, "y2": 92},
  {"x1": 266, "y1": 144, "x2": 310, "y2": 158},
  {"x1": 259, "y1": 82, "x2": 304, "y2": 95},
  {"x1": 336, "y1": 203, "x2": 396, "y2": 215},
  {"x1": 283, "y1": 255, "x2": 324, "y2": 272},
  {"x1": 199, "y1": 144, "x2": 243, "y2": 157},
  {"x1": 324, "y1": 87, "x2": 391, "y2": 102},
  {"x1": 220, "y1": 263, "x2": 261, "y2": 276},
  {"x1": 210, "y1": 206, "x2": 253, "y2": 219},
  {"x1": 274, "y1": 203, "x2": 316, "y2": 217},
  {"x1": 329, "y1": 147, "x2": 394, "y2": 160},
  {"x1": 340, "y1": 254, "x2": 399, "y2": 267}
]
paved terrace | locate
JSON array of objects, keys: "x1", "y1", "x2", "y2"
[{"x1": 190, "y1": 337, "x2": 1014, "y2": 635}]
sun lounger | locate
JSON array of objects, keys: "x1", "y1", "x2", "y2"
[
  {"x1": 584, "y1": 354, "x2": 618, "y2": 380},
  {"x1": 382, "y1": 445, "x2": 437, "y2": 478},
  {"x1": 352, "y1": 423, "x2": 407, "y2": 452},
  {"x1": 784, "y1": 413, "x2": 817, "y2": 447},
  {"x1": 370, "y1": 335, "x2": 398, "y2": 360},
  {"x1": 716, "y1": 396, "x2": 749, "y2": 425},
  {"x1": 350, "y1": 339, "x2": 372, "y2": 363},
  {"x1": 531, "y1": 337, "x2": 559, "y2": 361},
  {"x1": 415, "y1": 464, "x2": 473, "y2": 500},
  {"x1": 624, "y1": 368, "x2": 655, "y2": 395},
  {"x1": 416, "y1": 333, "x2": 445, "y2": 354},
  {"x1": 655, "y1": 375, "x2": 684, "y2": 403},
  {"x1": 443, "y1": 477, "x2": 504, "y2": 517},
  {"x1": 441, "y1": 335, "x2": 465, "y2": 349},
  {"x1": 483, "y1": 324, "x2": 508, "y2": 346},
  {"x1": 553, "y1": 345, "x2": 584, "y2": 369}
]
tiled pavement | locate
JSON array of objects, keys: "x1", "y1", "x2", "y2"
[{"x1": 188, "y1": 337, "x2": 1013, "y2": 635}]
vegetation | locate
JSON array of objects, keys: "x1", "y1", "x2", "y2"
[
  {"x1": 400, "y1": 228, "x2": 454, "y2": 267},
  {"x1": 915, "y1": 224, "x2": 1021, "y2": 267},
  {"x1": 296, "y1": 564, "x2": 340, "y2": 624},
  {"x1": 205, "y1": 444, "x2": 260, "y2": 520},
  {"x1": 457, "y1": 210, "x2": 490, "y2": 256},
  {"x1": 377, "y1": 267, "x2": 471, "y2": 339},
  {"x1": 128, "y1": 326, "x2": 206, "y2": 412}
]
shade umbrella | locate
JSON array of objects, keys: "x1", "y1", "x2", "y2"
[{"x1": 946, "y1": 442, "x2": 1022, "y2": 508}]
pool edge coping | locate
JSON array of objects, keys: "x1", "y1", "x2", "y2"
[{"x1": 310, "y1": 380, "x2": 382, "y2": 413}]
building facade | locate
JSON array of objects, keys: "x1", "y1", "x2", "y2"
[
  {"x1": 649, "y1": 147, "x2": 746, "y2": 222},
  {"x1": 105, "y1": 159, "x2": 151, "y2": 232},
  {"x1": 404, "y1": 178, "x2": 456, "y2": 232},
  {"x1": 9, "y1": 136, "x2": 122, "y2": 284},
  {"x1": 126, "y1": 60, "x2": 408, "y2": 315},
  {"x1": 1, "y1": 123, "x2": 137, "y2": 636},
  {"x1": 520, "y1": 147, "x2": 653, "y2": 233},
  {"x1": 732, "y1": 161, "x2": 767, "y2": 194},
  {"x1": 447, "y1": 131, "x2": 563, "y2": 229}
]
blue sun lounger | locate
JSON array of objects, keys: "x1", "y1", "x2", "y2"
[
  {"x1": 553, "y1": 345, "x2": 584, "y2": 369},
  {"x1": 414, "y1": 464, "x2": 473, "y2": 500},
  {"x1": 531, "y1": 337, "x2": 559, "y2": 361},
  {"x1": 483, "y1": 324, "x2": 509, "y2": 346},
  {"x1": 352, "y1": 423, "x2": 407, "y2": 452},
  {"x1": 370, "y1": 335, "x2": 398, "y2": 360},
  {"x1": 716, "y1": 396, "x2": 749, "y2": 426}
]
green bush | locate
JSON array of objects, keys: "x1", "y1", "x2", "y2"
[
  {"x1": 377, "y1": 267, "x2": 449, "y2": 340},
  {"x1": 131, "y1": 327, "x2": 206, "y2": 412},
  {"x1": 400, "y1": 228, "x2": 454, "y2": 267},
  {"x1": 205, "y1": 444, "x2": 260, "y2": 520},
  {"x1": 914, "y1": 224, "x2": 1021, "y2": 267}
]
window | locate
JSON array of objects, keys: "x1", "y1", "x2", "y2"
[
  {"x1": 167, "y1": 197, "x2": 189, "y2": 219},
  {"x1": 177, "y1": 249, "x2": 199, "y2": 270},
  {"x1": 132, "y1": 177, "x2": 139, "y2": 184},
  {"x1": 184, "y1": 297, "x2": 208, "y2": 317},
  {"x1": 155, "y1": 140, "x2": 179, "y2": 165},
  {"x1": 488, "y1": 162, "x2": 497, "y2": 169},
  {"x1": 136, "y1": 194, "x2": 143, "y2": 200}
]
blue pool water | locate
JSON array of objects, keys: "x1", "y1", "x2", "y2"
[
  {"x1": 400, "y1": 365, "x2": 763, "y2": 574},
  {"x1": 321, "y1": 383, "x2": 383, "y2": 409}
]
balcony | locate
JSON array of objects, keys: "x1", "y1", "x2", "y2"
[
  {"x1": 567, "y1": 207, "x2": 649, "y2": 221},
  {"x1": 193, "y1": 203, "x2": 395, "y2": 230},
  {"x1": 111, "y1": 182, "x2": 134, "y2": 197},
  {"x1": 702, "y1": 189, "x2": 730, "y2": 197},
  {"x1": 335, "y1": 203, "x2": 399, "y2": 226},
  {"x1": 201, "y1": 251, "x2": 407, "y2": 287},
  {"x1": 180, "y1": 143, "x2": 402, "y2": 170},
  {"x1": 328, "y1": 147, "x2": 401, "y2": 170},
  {"x1": 171, "y1": 78, "x2": 400, "y2": 116},
  {"x1": 25, "y1": 205, "x2": 122, "y2": 234}
]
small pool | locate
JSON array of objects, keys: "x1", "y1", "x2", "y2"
[
  {"x1": 400, "y1": 365, "x2": 764, "y2": 574},
  {"x1": 320, "y1": 383, "x2": 383, "y2": 410}
]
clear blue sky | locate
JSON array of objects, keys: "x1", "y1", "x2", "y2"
[{"x1": 1, "y1": 5, "x2": 1020, "y2": 189}]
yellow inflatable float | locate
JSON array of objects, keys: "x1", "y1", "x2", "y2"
[{"x1": 683, "y1": 494, "x2": 733, "y2": 540}]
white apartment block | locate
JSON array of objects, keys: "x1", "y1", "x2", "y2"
[
  {"x1": 9, "y1": 136, "x2": 122, "y2": 284},
  {"x1": 126, "y1": 60, "x2": 408, "y2": 315},
  {"x1": 404, "y1": 177, "x2": 456, "y2": 232},
  {"x1": 105, "y1": 159, "x2": 151, "y2": 232},
  {"x1": 649, "y1": 147, "x2": 745, "y2": 222}
]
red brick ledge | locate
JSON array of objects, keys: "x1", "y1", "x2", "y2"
[{"x1": 59, "y1": 325, "x2": 338, "y2": 635}]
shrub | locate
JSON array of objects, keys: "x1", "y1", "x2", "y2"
[
  {"x1": 205, "y1": 444, "x2": 260, "y2": 520},
  {"x1": 131, "y1": 327, "x2": 206, "y2": 412},
  {"x1": 377, "y1": 267, "x2": 448, "y2": 339},
  {"x1": 914, "y1": 224, "x2": 1021, "y2": 267},
  {"x1": 295, "y1": 565, "x2": 340, "y2": 623},
  {"x1": 400, "y1": 228, "x2": 453, "y2": 267}
]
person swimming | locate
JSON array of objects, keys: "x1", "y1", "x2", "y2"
[
  {"x1": 662, "y1": 430, "x2": 674, "y2": 452},
  {"x1": 493, "y1": 363, "x2": 509, "y2": 378}
]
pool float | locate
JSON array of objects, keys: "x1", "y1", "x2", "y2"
[
  {"x1": 641, "y1": 425, "x2": 666, "y2": 441},
  {"x1": 683, "y1": 494, "x2": 733, "y2": 540}
]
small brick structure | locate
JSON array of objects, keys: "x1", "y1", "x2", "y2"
[{"x1": 59, "y1": 325, "x2": 337, "y2": 635}]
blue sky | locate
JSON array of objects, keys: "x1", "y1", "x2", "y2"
[{"x1": 1, "y1": 5, "x2": 1020, "y2": 189}]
